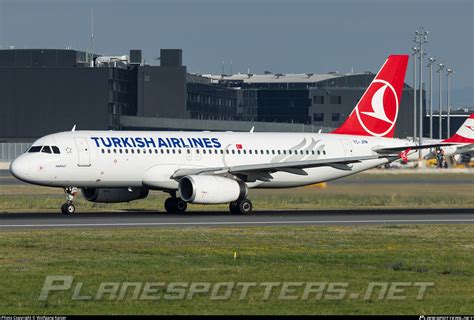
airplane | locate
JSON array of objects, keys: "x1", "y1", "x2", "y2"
[
  {"x1": 403, "y1": 114, "x2": 474, "y2": 163},
  {"x1": 9, "y1": 54, "x2": 451, "y2": 215}
]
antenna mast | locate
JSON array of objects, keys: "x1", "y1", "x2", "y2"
[{"x1": 90, "y1": 8, "x2": 94, "y2": 67}]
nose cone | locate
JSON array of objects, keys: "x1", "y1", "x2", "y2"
[{"x1": 10, "y1": 156, "x2": 31, "y2": 182}]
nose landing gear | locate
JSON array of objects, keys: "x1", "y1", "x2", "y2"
[{"x1": 61, "y1": 187, "x2": 78, "y2": 214}]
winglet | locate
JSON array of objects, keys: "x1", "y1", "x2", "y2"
[{"x1": 399, "y1": 148, "x2": 411, "y2": 164}]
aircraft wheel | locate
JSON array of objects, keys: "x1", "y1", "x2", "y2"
[
  {"x1": 164, "y1": 197, "x2": 187, "y2": 213},
  {"x1": 238, "y1": 199, "x2": 253, "y2": 214},
  {"x1": 229, "y1": 201, "x2": 240, "y2": 214},
  {"x1": 61, "y1": 203, "x2": 75, "y2": 215},
  {"x1": 175, "y1": 198, "x2": 187, "y2": 213}
]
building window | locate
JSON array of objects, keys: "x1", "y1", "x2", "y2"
[
  {"x1": 313, "y1": 113, "x2": 324, "y2": 122},
  {"x1": 330, "y1": 96, "x2": 341, "y2": 104},
  {"x1": 313, "y1": 95, "x2": 324, "y2": 104},
  {"x1": 332, "y1": 113, "x2": 340, "y2": 122}
]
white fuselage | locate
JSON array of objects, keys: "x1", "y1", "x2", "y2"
[{"x1": 10, "y1": 131, "x2": 413, "y2": 190}]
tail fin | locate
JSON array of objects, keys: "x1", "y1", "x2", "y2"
[
  {"x1": 442, "y1": 114, "x2": 474, "y2": 143},
  {"x1": 332, "y1": 55, "x2": 409, "y2": 138}
]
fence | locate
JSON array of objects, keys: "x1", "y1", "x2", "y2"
[{"x1": 0, "y1": 142, "x2": 32, "y2": 162}]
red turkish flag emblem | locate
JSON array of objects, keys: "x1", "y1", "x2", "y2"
[{"x1": 236, "y1": 144, "x2": 243, "y2": 149}]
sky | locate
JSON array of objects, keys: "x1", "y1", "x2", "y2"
[{"x1": 0, "y1": 0, "x2": 473, "y2": 105}]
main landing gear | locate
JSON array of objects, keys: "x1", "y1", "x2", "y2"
[
  {"x1": 164, "y1": 197, "x2": 188, "y2": 213},
  {"x1": 229, "y1": 198, "x2": 253, "y2": 215},
  {"x1": 61, "y1": 187, "x2": 77, "y2": 214}
]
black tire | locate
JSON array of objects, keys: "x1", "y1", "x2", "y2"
[
  {"x1": 164, "y1": 197, "x2": 188, "y2": 213},
  {"x1": 164, "y1": 197, "x2": 175, "y2": 213},
  {"x1": 175, "y1": 199, "x2": 187, "y2": 213},
  {"x1": 229, "y1": 201, "x2": 240, "y2": 214},
  {"x1": 61, "y1": 203, "x2": 75, "y2": 215},
  {"x1": 238, "y1": 199, "x2": 253, "y2": 214}
]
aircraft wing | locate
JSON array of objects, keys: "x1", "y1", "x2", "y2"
[
  {"x1": 171, "y1": 154, "x2": 382, "y2": 181},
  {"x1": 373, "y1": 142, "x2": 456, "y2": 155}
]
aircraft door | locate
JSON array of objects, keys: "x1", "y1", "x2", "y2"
[
  {"x1": 74, "y1": 137, "x2": 91, "y2": 167},
  {"x1": 340, "y1": 139, "x2": 354, "y2": 157}
]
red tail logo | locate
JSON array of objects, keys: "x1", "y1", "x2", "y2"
[
  {"x1": 332, "y1": 55, "x2": 409, "y2": 138},
  {"x1": 443, "y1": 114, "x2": 474, "y2": 143}
]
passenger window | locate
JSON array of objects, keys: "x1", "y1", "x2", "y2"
[
  {"x1": 28, "y1": 146, "x2": 42, "y2": 153},
  {"x1": 52, "y1": 146, "x2": 60, "y2": 154},
  {"x1": 249, "y1": 150, "x2": 252, "y2": 154},
  {"x1": 125, "y1": 149, "x2": 129, "y2": 154},
  {"x1": 203, "y1": 150, "x2": 206, "y2": 154},
  {"x1": 237, "y1": 150, "x2": 241, "y2": 154},
  {"x1": 101, "y1": 149, "x2": 105, "y2": 154},
  {"x1": 317, "y1": 150, "x2": 321, "y2": 155},
  {"x1": 187, "y1": 149, "x2": 190, "y2": 154},
  {"x1": 323, "y1": 150, "x2": 326, "y2": 155}
]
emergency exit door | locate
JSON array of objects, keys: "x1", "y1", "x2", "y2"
[
  {"x1": 340, "y1": 139, "x2": 354, "y2": 157},
  {"x1": 74, "y1": 137, "x2": 91, "y2": 167}
]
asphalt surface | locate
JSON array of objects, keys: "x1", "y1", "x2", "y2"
[{"x1": 0, "y1": 208, "x2": 473, "y2": 229}]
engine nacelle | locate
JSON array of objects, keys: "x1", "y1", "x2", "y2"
[
  {"x1": 178, "y1": 175, "x2": 247, "y2": 204},
  {"x1": 81, "y1": 188, "x2": 149, "y2": 203}
]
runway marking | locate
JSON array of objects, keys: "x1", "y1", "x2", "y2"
[{"x1": 1, "y1": 218, "x2": 474, "y2": 228}]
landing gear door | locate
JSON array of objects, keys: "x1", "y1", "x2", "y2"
[
  {"x1": 340, "y1": 139, "x2": 354, "y2": 157},
  {"x1": 74, "y1": 137, "x2": 91, "y2": 167}
]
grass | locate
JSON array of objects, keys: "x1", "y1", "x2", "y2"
[
  {"x1": 1, "y1": 181, "x2": 473, "y2": 212},
  {"x1": 0, "y1": 225, "x2": 473, "y2": 314}
]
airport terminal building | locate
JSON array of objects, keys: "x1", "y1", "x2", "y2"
[{"x1": 0, "y1": 47, "x2": 469, "y2": 161}]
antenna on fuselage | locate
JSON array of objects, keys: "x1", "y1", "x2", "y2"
[
  {"x1": 71, "y1": 125, "x2": 76, "y2": 132},
  {"x1": 318, "y1": 129, "x2": 322, "y2": 134},
  {"x1": 250, "y1": 126, "x2": 255, "y2": 133}
]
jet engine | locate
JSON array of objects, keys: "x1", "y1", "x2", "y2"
[
  {"x1": 178, "y1": 175, "x2": 247, "y2": 204},
  {"x1": 81, "y1": 188, "x2": 149, "y2": 203}
]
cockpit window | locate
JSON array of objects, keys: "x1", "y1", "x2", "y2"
[
  {"x1": 28, "y1": 146, "x2": 42, "y2": 153},
  {"x1": 41, "y1": 146, "x2": 52, "y2": 154},
  {"x1": 52, "y1": 146, "x2": 60, "y2": 154}
]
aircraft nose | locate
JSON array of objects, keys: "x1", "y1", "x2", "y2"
[{"x1": 10, "y1": 156, "x2": 31, "y2": 182}]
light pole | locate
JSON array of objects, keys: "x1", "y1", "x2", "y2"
[
  {"x1": 437, "y1": 63, "x2": 445, "y2": 139},
  {"x1": 446, "y1": 68, "x2": 453, "y2": 137},
  {"x1": 414, "y1": 28, "x2": 428, "y2": 163},
  {"x1": 427, "y1": 57, "x2": 436, "y2": 138},
  {"x1": 412, "y1": 47, "x2": 419, "y2": 142}
]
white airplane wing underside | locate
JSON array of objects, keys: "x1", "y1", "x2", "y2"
[{"x1": 171, "y1": 154, "x2": 382, "y2": 181}]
